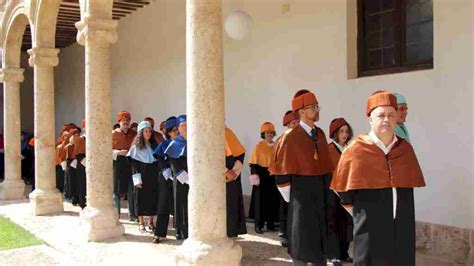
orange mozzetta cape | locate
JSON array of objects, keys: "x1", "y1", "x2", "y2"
[
  {"x1": 225, "y1": 127, "x2": 246, "y2": 157},
  {"x1": 56, "y1": 133, "x2": 67, "y2": 146},
  {"x1": 269, "y1": 125, "x2": 334, "y2": 176},
  {"x1": 71, "y1": 135, "x2": 86, "y2": 158},
  {"x1": 249, "y1": 140, "x2": 273, "y2": 168},
  {"x1": 330, "y1": 134, "x2": 425, "y2": 192},
  {"x1": 57, "y1": 136, "x2": 71, "y2": 162},
  {"x1": 55, "y1": 143, "x2": 66, "y2": 165},
  {"x1": 112, "y1": 128, "x2": 136, "y2": 150}
]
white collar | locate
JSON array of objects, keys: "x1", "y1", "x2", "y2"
[
  {"x1": 332, "y1": 140, "x2": 345, "y2": 152},
  {"x1": 264, "y1": 140, "x2": 274, "y2": 147},
  {"x1": 299, "y1": 120, "x2": 314, "y2": 136},
  {"x1": 368, "y1": 131, "x2": 398, "y2": 155}
]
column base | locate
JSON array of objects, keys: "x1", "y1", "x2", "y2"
[
  {"x1": 175, "y1": 238, "x2": 242, "y2": 266},
  {"x1": 80, "y1": 205, "x2": 124, "y2": 242},
  {"x1": 29, "y1": 189, "x2": 64, "y2": 215},
  {"x1": 0, "y1": 179, "x2": 26, "y2": 200}
]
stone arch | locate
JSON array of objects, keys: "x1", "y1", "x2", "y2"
[
  {"x1": 2, "y1": 1, "x2": 32, "y2": 67},
  {"x1": 34, "y1": 0, "x2": 60, "y2": 48}
]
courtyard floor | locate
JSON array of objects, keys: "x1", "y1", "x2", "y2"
[
  {"x1": 0, "y1": 198, "x2": 294, "y2": 265},
  {"x1": 0, "y1": 187, "x2": 450, "y2": 265}
]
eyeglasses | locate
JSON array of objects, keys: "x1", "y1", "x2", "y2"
[{"x1": 303, "y1": 105, "x2": 321, "y2": 112}]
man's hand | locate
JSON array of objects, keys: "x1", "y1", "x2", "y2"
[
  {"x1": 249, "y1": 174, "x2": 260, "y2": 186},
  {"x1": 225, "y1": 169, "x2": 237, "y2": 182},
  {"x1": 232, "y1": 160, "x2": 243, "y2": 177}
]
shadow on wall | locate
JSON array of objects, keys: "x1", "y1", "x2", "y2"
[{"x1": 20, "y1": 52, "x2": 34, "y2": 133}]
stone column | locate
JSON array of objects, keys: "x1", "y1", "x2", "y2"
[
  {"x1": 175, "y1": 0, "x2": 242, "y2": 265},
  {"x1": 0, "y1": 67, "x2": 26, "y2": 200},
  {"x1": 75, "y1": 14, "x2": 124, "y2": 241},
  {"x1": 27, "y1": 47, "x2": 64, "y2": 215}
]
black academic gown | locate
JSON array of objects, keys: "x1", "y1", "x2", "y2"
[
  {"x1": 279, "y1": 192, "x2": 289, "y2": 239},
  {"x1": 226, "y1": 154, "x2": 248, "y2": 237},
  {"x1": 64, "y1": 159, "x2": 77, "y2": 201},
  {"x1": 27, "y1": 144, "x2": 35, "y2": 190},
  {"x1": 0, "y1": 135, "x2": 3, "y2": 180},
  {"x1": 0, "y1": 153, "x2": 4, "y2": 180},
  {"x1": 168, "y1": 157, "x2": 189, "y2": 238},
  {"x1": 129, "y1": 158, "x2": 159, "y2": 216},
  {"x1": 154, "y1": 155, "x2": 175, "y2": 237},
  {"x1": 75, "y1": 153, "x2": 87, "y2": 209},
  {"x1": 276, "y1": 174, "x2": 340, "y2": 262},
  {"x1": 248, "y1": 164, "x2": 280, "y2": 229},
  {"x1": 55, "y1": 165, "x2": 64, "y2": 193},
  {"x1": 329, "y1": 144, "x2": 354, "y2": 260},
  {"x1": 114, "y1": 155, "x2": 132, "y2": 196},
  {"x1": 21, "y1": 141, "x2": 34, "y2": 184},
  {"x1": 338, "y1": 188, "x2": 416, "y2": 265}
]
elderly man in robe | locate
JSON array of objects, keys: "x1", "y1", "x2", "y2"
[{"x1": 331, "y1": 91, "x2": 425, "y2": 266}]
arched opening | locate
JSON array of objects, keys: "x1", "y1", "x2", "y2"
[
  {"x1": 2, "y1": 12, "x2": 34, "y2": 189},
  {"x1": 19, "y1": 25, "x2": 34, "y2": 188}
]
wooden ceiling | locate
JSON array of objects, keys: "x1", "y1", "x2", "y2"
[{"x1": 21, "y1": 0, "x2": 150, "y2": 51}]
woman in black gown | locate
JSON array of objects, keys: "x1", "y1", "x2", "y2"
[
  {"x1": 248, "y1": 122, "x2": 280, "y2": 234},
  {"x1": 152, "y1": 116, "x2": 179, "y2": 243},
  {"x1": 224, "y1": 127, "x2": 248, "y2": 237},
  {"x1": 165, "y1": 115, "x2": 188, "y2": 239},
  {"x1": 127, "y1": 121, "x2": 159, "y2": 232}
]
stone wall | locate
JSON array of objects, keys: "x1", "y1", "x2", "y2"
[{"x1": 417, "y1": 221, "x2": 473, "y2": 265}]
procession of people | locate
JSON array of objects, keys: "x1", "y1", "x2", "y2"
[{"x1": 0, "y1": 89, "x2": 424, "y2": 265}]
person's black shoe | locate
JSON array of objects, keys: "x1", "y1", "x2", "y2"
[
  {"x1": 342, "y1": 257, "x2": 353, "y2": 263},
  {"x1": 152, "y1": 236, "x2": 161, "y2": 243},
  {"x1": 129, "y1": 215, "x2": 137, "y2": 222},
  {"x1": 280, "y1": 237, "x2": 288, "y2": 247},
  {"x1": 266, "y1": 222, "x2": 277, "y2": 232},
  {"x1": 175, "y1": 230, "x2": 183, "y2": 240},
  {"x1": 255, "y1": 227, "x2": 264, "y2": 234},
  {"x1": 330, "y1": 259, "x2": 342, "y2": 266}
]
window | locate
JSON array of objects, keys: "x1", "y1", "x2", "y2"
[{"x1": 357, "y1": 0, "x2": 433, "y2": 77}]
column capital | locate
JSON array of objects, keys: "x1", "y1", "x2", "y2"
[
  {"x1": 75, "y1": 16, "x2": 118, "y2": 46},
  {"x1": 27, "y1": 47, "x2": 60, "y2": 67},
  {"x1": 0, "y1": 67, "x2": 24, "y2": 83}
]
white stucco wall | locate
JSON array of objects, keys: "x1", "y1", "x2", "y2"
[
  {"x1": 55, "y1": 44, "x2": 85, "y2": 129},
  {"x1": 54, "y1": 0, "x2": 473, "y2": 230}
]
